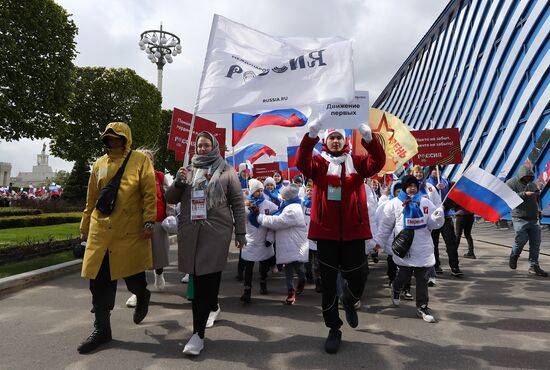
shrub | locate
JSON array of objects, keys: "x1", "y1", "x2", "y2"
[
  {"x1": 0, "y1": 208, "x2": 42, "y2": 217},
  {"x1": 0, "y1": 212, "x2": 82, "y2": 229}
]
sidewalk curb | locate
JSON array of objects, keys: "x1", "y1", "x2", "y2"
[
  {"x1": 0, "y1": 235, "x2": 178, "y2": 297},
  {"x1": 0, "y1": 259, "x2": 82, "y2": 296}
]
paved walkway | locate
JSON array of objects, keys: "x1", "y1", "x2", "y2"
[{"x1": 1, "y1": 222, "x2": 549, "y2": 370}]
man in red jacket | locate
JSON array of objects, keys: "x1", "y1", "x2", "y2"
[{"x1": 296, "y1": 118, "x2": 385, "y2": 354}]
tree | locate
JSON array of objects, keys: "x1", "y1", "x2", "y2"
[
  {"x1": 0, "y1": 0, "x2": 77, "y2": 141},
  {"x1": 61, "y1": 159, "x2": 90, "y2": 205},
  {"x1": 155, "y1": 109, "x2": 179, "y2": 176},
  {"x1": 51, "y1": 67, "x2": 162, "y2": 163}
]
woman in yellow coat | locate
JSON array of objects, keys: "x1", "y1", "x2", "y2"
[{"x1": 77, "y1": 122, "x2": 157, "y2": 354}]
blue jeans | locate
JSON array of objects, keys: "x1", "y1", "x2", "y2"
[
  {"x1": 284, "y1": 261, "x2": 306, "y2": 291},
  {"x1": 511, "y1": 218, "x2": 541, "y2": 267}
]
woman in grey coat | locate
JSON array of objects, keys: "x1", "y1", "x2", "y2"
[{"x1": 165, "y1": 131, "x2": 246, "y2": 356}]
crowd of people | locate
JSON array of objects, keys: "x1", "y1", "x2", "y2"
[{"x1": 75, "y1": 120, "x2": 547, "y2": 357}]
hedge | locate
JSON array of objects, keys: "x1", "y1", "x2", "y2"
[
  {"x1": 0, "y1": 212, "x2": 82, "y2": 229},
  {"x1": 0, "y1": 208, "x2": 42, "y2": 217}
]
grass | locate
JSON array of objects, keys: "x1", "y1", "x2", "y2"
[
  {"x1": 0, "y1": 223, "x2": 80, "y2": 248},
  {"x1": 0, "y1": 250, "x2": 76, "y2": 278}
]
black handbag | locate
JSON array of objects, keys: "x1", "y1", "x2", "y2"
[
  {"x1": 392, "y1": 228, "x2": 415, "y2": 258},
  {"x1": 95, "y1": 151, "x2": 132, "y2": 215},
  {"x1": 73, "y1": 240, "x2": 86, "y2": 259}
]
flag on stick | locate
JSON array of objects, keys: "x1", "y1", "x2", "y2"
[{"x1": 447, "y1": 166, "x2": 523, "y2": 223}]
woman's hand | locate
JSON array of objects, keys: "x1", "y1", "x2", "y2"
[{"x1": 176, "y1": 167, "x2": 188, "y2": 182}]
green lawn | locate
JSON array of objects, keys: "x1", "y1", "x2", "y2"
[
  {"x1": 0, "y1": 250, "x2": 76, "y2": 278},
  {"x1": 0, "y1": 223, "x2": 80, "y2": 248}
]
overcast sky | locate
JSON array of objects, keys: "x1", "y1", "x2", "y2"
[{"x1": 1, "y1": 0, "x2": 448, "y2": 176}]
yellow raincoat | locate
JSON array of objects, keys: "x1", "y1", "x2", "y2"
[{"x1": 80, "y1": 122, "x2": 156, "y2": 280}]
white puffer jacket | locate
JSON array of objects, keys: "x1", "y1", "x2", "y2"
[
  {"x1": 242, "y1": 199, "x2": 279, "y2": 262},
  {"x1": 375, "y1": 197, "x2": 444, "y2": 267},
  {"x1": 258, "y1": 203, "x2": 309, "y2": 264},
  {"x1": 302, "y1": 197, "x2": 317, "y2": 251}
]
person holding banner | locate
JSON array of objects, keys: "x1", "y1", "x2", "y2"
[
  {"x1": 296, "y1": 117, "x2": 385, "y2": 354},
  {"x1": 425, "y1": 167, "x2": 463, "y2": 277},
  {"x1": 166, "y1": 131, "x2": 246, "y2": 356}
]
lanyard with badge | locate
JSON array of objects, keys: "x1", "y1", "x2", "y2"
[{"x1": 190, "y1": 167, "x2": 209, "y2": 221}]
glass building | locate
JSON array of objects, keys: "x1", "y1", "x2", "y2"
[{"x1": 374, "y1": 0, "x2": 549, "y2": 222}]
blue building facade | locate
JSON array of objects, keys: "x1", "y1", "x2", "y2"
[{"x1": 374, "y1": 0, "x2": 549, "y2": 221}]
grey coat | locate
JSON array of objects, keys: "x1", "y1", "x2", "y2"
[
  {"x1": 165, "y1": 163, "x2": 246, "y2": 276},
  {"x1": 506, "y1": 166, "x2": 539, "y2": 221}
]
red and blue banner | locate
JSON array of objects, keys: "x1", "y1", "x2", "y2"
[
  {"x1": 226, "y1": 143, "x2": 277, "y2": 166},
  {"x1": 232, "y1": 109, "x2": 308, "y2": 146}
]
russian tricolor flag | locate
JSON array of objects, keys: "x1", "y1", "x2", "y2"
[
  {"x1": 232, "y1": 109, "x2": 308, "y2": 146},
  {"x1": 226, "y1": 143, "x2": 277, "y2": 166},
  {"x1": 448, "y1": 166, "x2": 523, "y2": 223}
]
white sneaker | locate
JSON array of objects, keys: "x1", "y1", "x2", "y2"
[
  {"x1": 126, "y1": 294, "x2": 137, "y2": 308},
  {"x1": 205, "y1": 306, "x2": 221, "y2": 328},
  {"x1": 182, "y1": 333, "x2": 204, "y2": 355},
  {"x1": 417, "y1": 305, "x2": 436, "y2": 323},
  {"x1": 154, "y1": 273, "x2": 165, "y2": 291},
  {"x1": 354, "y1": 300, "x2": 361, "y2": 310},
  {"x1": 428, "y1": 277, "x2": 437, "y2": 287},
  {"x1": 181, "y1": 273, "x2": 189, "y2": 284}
]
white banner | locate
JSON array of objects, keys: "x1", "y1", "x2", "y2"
[
  {"x1": 196, "y1": 14, "x2": 355, "y2": 114},
  {"x1": 314, "y1": 91, "x2": 369, "y2": 129}
]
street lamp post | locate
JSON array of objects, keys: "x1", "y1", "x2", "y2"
[{"x1": 139, "y1": 24, "x2": 182, "y2": 94}]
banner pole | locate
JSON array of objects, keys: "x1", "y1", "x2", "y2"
[{"x1": 183, "y1": 14, "x2": 218, "y2": 168}]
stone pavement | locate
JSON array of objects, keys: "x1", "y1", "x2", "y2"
[{"x1": 0, "y1": 222, "x2": 549, "y2": 370}]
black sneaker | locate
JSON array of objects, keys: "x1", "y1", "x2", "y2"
[
  {"x1": 240, "y1": 289, "x2": 251, "y2": 304},
  {"x1": 260, "y1": 282, "x2": 268, "y2": 295},
  {"x1": 324, "y1": 328, "x2": 342, "y2": 354},
  {"x1": 371, "y1": 252, "x2": 379, "y2": 264},
  {"x1": 342, "y1": 299, "x2": 358, "y2": 328},
  {"x1": 509, "y1": 255, "x2": 518, "y2": 270},
  {"x1": 463, "y1": 252, "x2": 476, "y2": 259},
  {"x1": 528, "y1": 266, "x2": 548, "y2": 277},
  {"x1": 435, "y1": 265, "x2": 443, "y2": 274},
  {"x1": 450, "y1": 267, "x2": 464, "y2": 277},
  {"x1": 416, "y1": 305, "x2": 436, "y2": 323},
  {"x1": 77, "y1": 327, "x2": 112, "y2": 354},
  {"x1": 133, "y1": 289, "x2": 151, "y2": 324}
]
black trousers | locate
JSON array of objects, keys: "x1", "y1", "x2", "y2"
[
  {"x1": 317, "y1": 240, "x2": 368, "y2": 330},
  {"x1": 393, "y1": 266, "x2": 430, "y2": 307},
  {"x1": 455, "y1": 214, "x2": 475, "y2": 252},
  {"x1": 431, "y1": 217, "x2": 459, "y2": 269},
  {"x1": 387, "y1": 255, "x2": 397, "y2": 282},
  {"x1": 192, "y1": 271, "x2": 222, "y2": 338},
  {"x1": 243, "y1": 259, "x2": 270, "y2": 289},
  {"x1": 90, "y1": 251, "x2": 147, "y2": 311}
]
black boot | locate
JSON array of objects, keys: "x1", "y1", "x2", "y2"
[
  {"x1": 324, "y1": 328, "x2": 342, "y2": 354},
  {"x1": 240, "y1": 288, "x2": 251, "y2": 303},
  {"x1": 260, "y1": 281, "x2": 268, "y2": 295},
  {"x1": 133, "y1": 289, "x2": 151, "y2": 324},
  {"x1": 314, "y1": 278, "x2": 322, "y2": 293},
  {"x1": 77, "y1": 308, "x2": 112, "y2": 354},
  {"x1": 342, "y1": 286, "x2": 359, "y2": 328}
]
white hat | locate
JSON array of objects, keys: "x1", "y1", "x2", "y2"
[
  {"x1": 238, "y1": 163, "x2": 247, "y2": 172},
  {"x1": 264, "y1": 177, "x2": 276, "y2": 187},
  {"x1": 323, "y1": 128, "x2": 346, "y2": 143},
  {"x1": 280, "y1": 183, "x2": 300, "y2": 200},
  {"x1": 248, "y1": 179, "x2": 263, "y2": 194}
]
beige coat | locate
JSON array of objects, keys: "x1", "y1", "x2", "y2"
[
  {"x1": 165, "y1": 163, "x2": 245, "y2": 276},
  {"x1": 80, "y1": 122, "x2": 156, "y2": 280}
]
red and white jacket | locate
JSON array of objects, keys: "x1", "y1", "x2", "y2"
[{"x1": 296, "y1": 134, "x2": 385, "y2": 241}]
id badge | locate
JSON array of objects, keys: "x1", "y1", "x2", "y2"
[
  {"x1": 327, "y1": 186, "x2": 342, "y2": 201},
  {"x1": 191, "y1": 189, "x2": 207, "y2": 220}
]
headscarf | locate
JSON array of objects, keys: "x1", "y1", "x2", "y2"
[
  {"x1": 190, "y1": 132, "x2": 227, "y2": 210},
  {"x1": 247, "y1": 193, "x2": 265, "y2": 228}
]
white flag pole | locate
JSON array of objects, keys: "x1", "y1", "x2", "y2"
[{"x1": 183, "y1": 15, "x2": 218, "y2": 168}]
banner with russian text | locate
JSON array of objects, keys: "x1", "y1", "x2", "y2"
[
  {"x1": 196, "y1": 14, "x2": 355, "y2": 114},
  {"x1": 411, "y1": 128, "x2": 462, "y2": 166},
  {"x1": 315, "y1": 91, "x2": 369, "y2": 129},
  {"x1": 352, "y1": 108, "x2": 418, "y2": 175}
]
